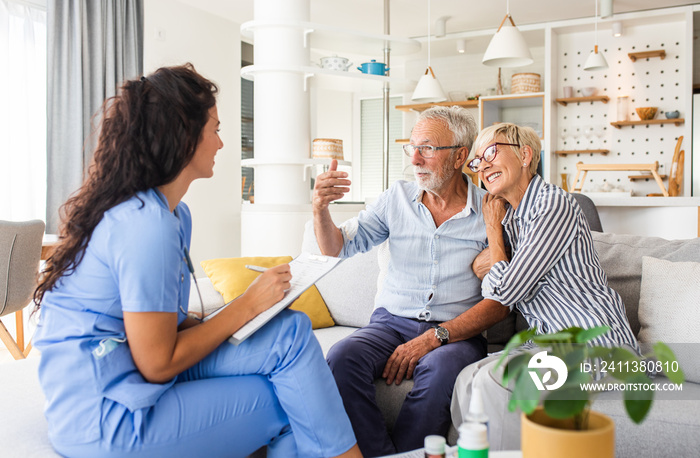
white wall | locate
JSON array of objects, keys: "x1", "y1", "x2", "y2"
[{"x1": 144, "y1": 0, "x2": 241, "y2": 275}]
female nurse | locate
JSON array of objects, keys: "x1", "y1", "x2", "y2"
[{"x1": 33, "y1": 64, "x2": 361, "y2": 458}]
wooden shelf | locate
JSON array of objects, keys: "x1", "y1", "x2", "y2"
[
  {"x1": 628, "y1": 49, "x2": 666, "y2": 62},
  {"x1": 395, "y1": 99, "x2": 479, "y2": 113},
  {"x1": 555, "y1": 96, "x2": 609, "y2": 106},
  {"x1": 554, "y1": 149, "x2": 609, "y2": 155},
  {"x1": 395, "y1": 139, "x2": 409, "y2": 144},
  {"x1": 628, "y1": 174, "x2": 668, "y2": 181},
  {"x1": 610, "y1": 118, "x2": 684, "y2": 128}
]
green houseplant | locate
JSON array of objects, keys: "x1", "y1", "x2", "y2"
[{"x1": 497, "y1": 325, "x2": 685, "y2": 428}]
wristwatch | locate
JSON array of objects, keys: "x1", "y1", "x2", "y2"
[{"x1": 434, "y1": 326, "x2": 449, "y2": 346}]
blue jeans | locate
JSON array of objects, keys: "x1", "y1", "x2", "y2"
[
  {"x1": 326, "y1": 307, "x2": 486, "y2": 457},
  {"x1": 54, "y1": 310, "x2": 355, "y2": 458}
]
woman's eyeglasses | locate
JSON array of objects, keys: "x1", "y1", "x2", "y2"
[
  {"x1": 466, "y1": 142, "x2": 519, "y2": 172},
  {"x1": 402, "y1": 144, "x2": 461, "y2": 159}
]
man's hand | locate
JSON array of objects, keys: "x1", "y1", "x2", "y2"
[
  {"x1": 312, "y1": 159, "x2": 351, "y2": 213},
  {"x1": 382, "y1": 332, "x2": 438, "y2": 385}
]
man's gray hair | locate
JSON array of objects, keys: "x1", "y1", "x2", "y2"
[{"x1": 415, "y1": 105, "x2": 478, "y2": 153}]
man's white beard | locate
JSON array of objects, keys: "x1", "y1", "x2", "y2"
[{"x1": 414, "y1": 160, "x2": 455, "y2": 192}]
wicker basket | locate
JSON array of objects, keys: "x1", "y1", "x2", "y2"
[
  {"x1": 312, "y1": 138, "x2": 344, "y2": 160},
  {"x1": 511, "y1": 73, "x2": 541, "y2": 94}
]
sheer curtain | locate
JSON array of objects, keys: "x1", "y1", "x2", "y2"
[
  {"x1": 0, "y1": 0, "x2": 47, "y2": 222},
  {"x1": 46, "y1": 0, "x2": 142, "y2": 233}
]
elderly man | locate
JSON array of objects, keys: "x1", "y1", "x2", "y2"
[{"x1": 312, "y1": 106, "x2": 509, "y2": 456}]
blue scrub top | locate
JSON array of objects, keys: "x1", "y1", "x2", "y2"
[{"x1": 33, "y1": 188, "x2": 192, "y2": 445}]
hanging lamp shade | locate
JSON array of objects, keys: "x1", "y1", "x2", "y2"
[
  {"x1": 412, "y1": 66, "x2": 447, "y2": 102},
  {"x1": 482, "y1": 15, "x2": 533, "y2": 68},
  {"x1": 584, "y1": 45, "x2": 609, "y2": 71},
  {"x1": 583, "y1": 0, "x2": 609, "y2": 71}
]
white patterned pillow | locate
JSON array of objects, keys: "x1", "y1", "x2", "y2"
[{"x1": 638, "y1": 256, "x2": 700, "y2": 383}]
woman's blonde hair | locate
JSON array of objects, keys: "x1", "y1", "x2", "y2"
[{"x1": 472, "y1": 123, "x2": 541, "y2": 177}]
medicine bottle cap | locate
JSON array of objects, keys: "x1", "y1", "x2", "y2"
[
  {"x1": 424, "y1": 435, "x2": 446, "y2": 454},
  {"x1": 458, "y1": 423, "x2": 488, "y2": 450}
]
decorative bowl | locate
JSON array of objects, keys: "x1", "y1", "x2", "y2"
[
  {"x1": 580, "y1": 87, "x2": 598, "y2": 97},
  {"x1": 636, "y1": 107, "x2": 658, "y2": 120},
  {"x1": 665, "y1": 110, "x2": 680, "y2": 119}
]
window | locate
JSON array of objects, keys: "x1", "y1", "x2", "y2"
[
  {"x1": 359, "y1": 96, "x2": 406, "y2": 200},
  {"x1": 241, "y1": 41, "x2": 254, "y2": 202},
  {"x1": 0, "y1": 0, "x2": 47, "y2": 221}
]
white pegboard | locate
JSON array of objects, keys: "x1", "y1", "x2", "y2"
[{"x1": 554, "y1": 19, "x2": 687, "y2": 196}]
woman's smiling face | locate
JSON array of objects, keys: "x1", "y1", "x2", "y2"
[{"x1": 475, "y1": 138, "x2": 525, "y2": 197}]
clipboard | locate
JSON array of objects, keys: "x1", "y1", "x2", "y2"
[{"x1": 206, "y1": 252, "x2": 341, "y2": 345}]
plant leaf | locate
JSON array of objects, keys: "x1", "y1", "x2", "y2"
[
  {"x1": 624, "y1": 374, "x2": 654, "y2": 423},
  {"x1": 502, "y1": 353, "x2": 531, "y2": 386},
  {"x1": 509, "y1": 367, "x2": 540, "y2": 414},
  {"x1": 653, "y1": 342, "x2": 685, "y2": 385},
  {"x1": 497, "y1": 328, "x2": 537, "y2": 369},
  {"x1": 604, "y1": 347, "x2": 641, "y2": 381},
  {"x1": 575, "y1": 326, "x2": 610, "y2": 343},
  {"x1": 532, "y1": 331, "x2": 574, "y2": 344},
  {"x1": 544, "y1": 395, "x2": 588, "y2": 420}
]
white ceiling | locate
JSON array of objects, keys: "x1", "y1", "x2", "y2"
[{"x1": 179, "y1": 0, "x2": 699, "y2": 59}]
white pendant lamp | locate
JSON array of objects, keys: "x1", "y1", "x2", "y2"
[
  {"x1": 584, "y1": 0, "x2": 609, "y2": 71},
  {"x1": 482, "y1": 0, "x2": 533, "y2": 68},
  {"x1": 412, "y1": 0, "x2": 446, "y2": 102}
]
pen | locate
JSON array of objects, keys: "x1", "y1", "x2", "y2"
[{"x1": 245, "y1": 265, "x2": 268, "y2": 273}]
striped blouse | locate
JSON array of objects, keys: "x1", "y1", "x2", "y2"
[{"x1": 481, "y1": 175, "x2": 639, "y2": 350}]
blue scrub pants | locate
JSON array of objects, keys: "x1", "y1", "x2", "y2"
[
  {"x1": 326, "y1": 307, "x2": 486, "y2": 457},
  {"x1": 54, "y1": 310, "x2": 356, "y2": 458}
]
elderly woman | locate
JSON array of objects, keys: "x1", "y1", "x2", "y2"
[{"x1": 450, "y1": 122, "x2": 638, "y2": 449}]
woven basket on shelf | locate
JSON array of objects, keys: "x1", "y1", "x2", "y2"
[
  {"x1": 312, "y1": 138, "x2": 344, "y2": 160},
  {"x1": 511, "y1": 73, "x2": 541, "y2": 93}
]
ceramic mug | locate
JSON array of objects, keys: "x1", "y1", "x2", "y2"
[{"x1": 563, "y1": 86, "x2": 574, "y2": 98}]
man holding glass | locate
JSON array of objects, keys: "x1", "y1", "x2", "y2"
[{"x1": 312, "y1": 106, "x2": 509, "y2": 456}]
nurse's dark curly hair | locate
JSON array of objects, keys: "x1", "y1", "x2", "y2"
[{"x1": 35, "y1": 63, "x2": 218, "y2": 306}]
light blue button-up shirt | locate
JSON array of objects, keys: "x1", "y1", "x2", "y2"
[{"x1": 339, "y1": 176, "x2": 488, "y2": 322}]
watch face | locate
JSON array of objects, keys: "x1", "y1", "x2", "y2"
[{"x1": 435, "y1": 326, "x2": 449, "y2": 344}]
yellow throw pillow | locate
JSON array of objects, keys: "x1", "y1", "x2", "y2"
[{"x1": 200, "y1": 256, "x2": 335, "y2": 330}]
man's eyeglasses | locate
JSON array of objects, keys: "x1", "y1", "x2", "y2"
[
  {"x1": 403, "y1": 144, "x2": 461, "y2": 159},
  {"x1": 466, "y1": 142, "x2": 519, "y2": 172}
]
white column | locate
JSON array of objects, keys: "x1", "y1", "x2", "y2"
[{"x1": 253, "y1": 0, "x2": 311, "y2": 205}]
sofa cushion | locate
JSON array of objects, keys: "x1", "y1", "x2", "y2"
[
  {"x1": 637, "y1": 256, "x2": 700, "y2": 383},
  {"x1": 302, "y1": 220, "x2": 379, "y2": 328},
  {"x1": 200, "y1": 256, "x2": 335, "y2": 329},
  {"x1": 591, "y1": 232, "x2": 700, "y2": 337},
  {"x1": 313, "y1": 326, "x2": 357, "y2": 357}
]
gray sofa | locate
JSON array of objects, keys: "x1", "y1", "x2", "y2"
[{"x1": 2, "y1": 230, "x2": 698, "y2": 457}]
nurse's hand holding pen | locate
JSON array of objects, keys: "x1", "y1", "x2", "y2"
[{"x1": 242, "y1": 263, "x2": 292, "y2": 316}]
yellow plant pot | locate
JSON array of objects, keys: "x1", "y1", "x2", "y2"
[{"x1": 521, "y1": 408, "x2": 615, "y2": 458}]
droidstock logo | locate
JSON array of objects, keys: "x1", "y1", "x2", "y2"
[{"x1": 528, "y1": 351, "x2": 568, "y2": 391}]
